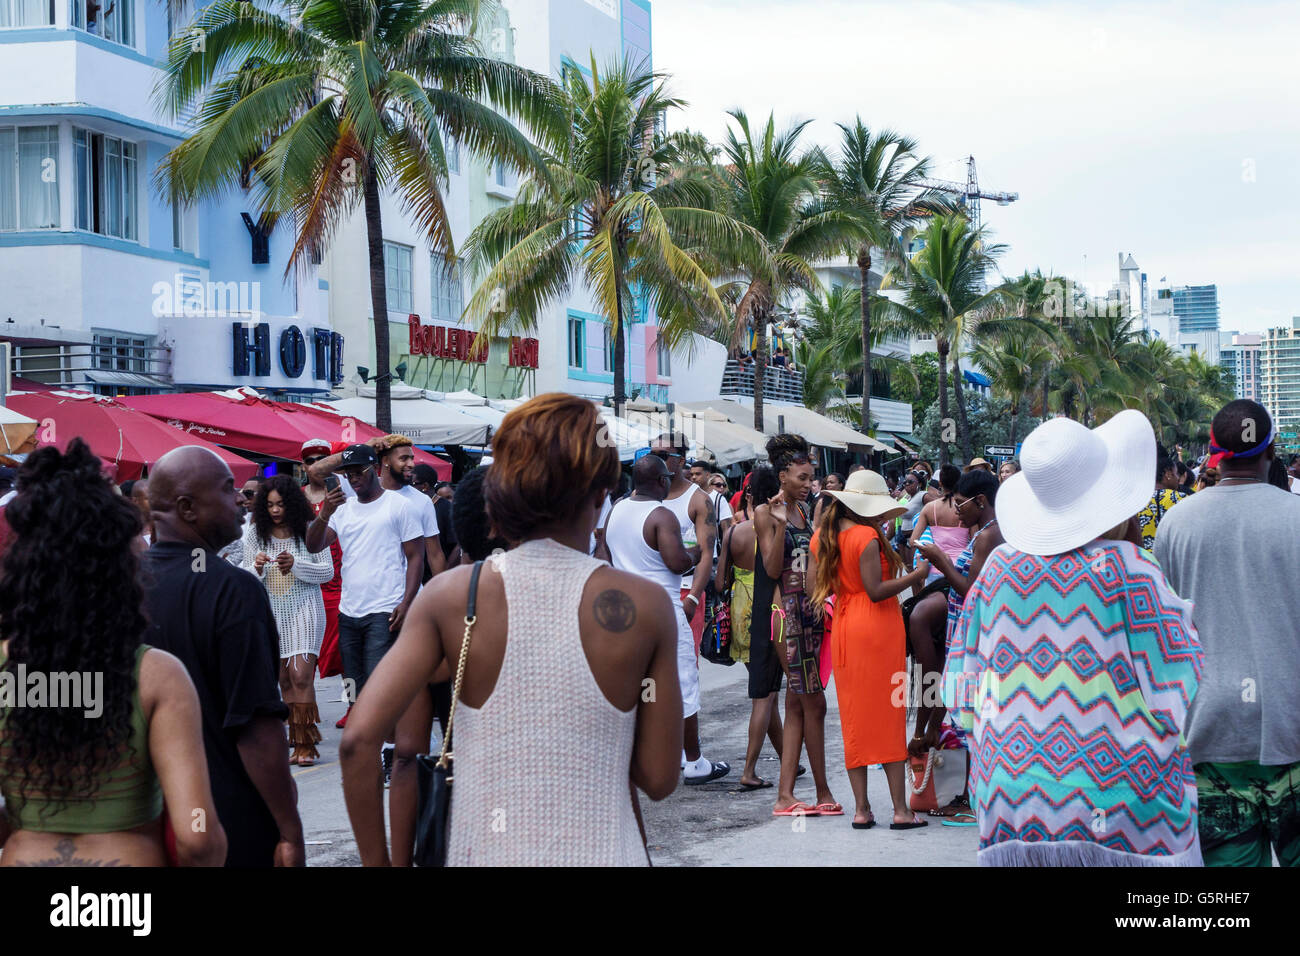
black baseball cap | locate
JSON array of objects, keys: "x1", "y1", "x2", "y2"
[{"x1": 338, "y1": 444, "x2": 378, "y2": 470}]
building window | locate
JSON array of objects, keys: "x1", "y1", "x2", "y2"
[
  {"x1": 93, "y1": 331, "x2": 151, "y2": 373},
  {"x1": 171, "y1": 192, "x2": 197, "y2": 254},
  {"x1": 0, "y1": 0, "x2": 55, "y2": 25},
  {"x1": 0, "y1": 125, "x2": 60, "y2": 231},
  {"x1": 71, "y1": 0, "x2": 135, "y2": 46},
  {"x1": 657, "y1": 338, "x2": 671, "y2": 377},
  {"x1": 75, "y1": 129, "x2": 137, "y2": 240},
  {"x1": 430, "y1": 253, "x2": 462, "y2": 322},
  {"x1": 567, "y1": 315, "x2": 583, "y2": 368},
  {"x1": 444, "y1": 133, "x2": 459, "y2": 174},
  {"x1": 493, "y1": 161, "x2": 510, "y2": 188},
  {"x1": 384, "y1": 241, "x2": 413, "y2": 313},
  {"x1": 602, "y1": 325, "x2": 614, "y2": 372}
]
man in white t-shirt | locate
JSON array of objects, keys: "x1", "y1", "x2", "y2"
[
  {"x1": 306, "y1": 444, "x2": 423, "y2": 704},
  {"x1": 376, "y1": 434, "x2": 446, "y2": 578}
]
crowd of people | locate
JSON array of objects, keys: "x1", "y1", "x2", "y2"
[{"x1": 0, "y1": 392, "x2": 1295, "y2": 868}]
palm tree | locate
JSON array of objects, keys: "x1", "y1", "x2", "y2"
[
  {"x1": 820, "y1": 119, "x2": 945, "y2": 436},
  {"x1": 157, "y1": 0, "x2": 562, "y2": 430},
  {"x1": 878, "y1": 213, "x2": 1007, "y2": 463},
  {"x1": 968, "y1": 331, "x2": 1052, "y2": 445},
  {"x1": 716, "y1": 111, "x2": 866, "y2": 430},
  {"x1": 462, "y1": 59, "x2": 756, "y2": 416},
  {"x1": 799, "y1": 284, "x2": 915, "y2": 420}
]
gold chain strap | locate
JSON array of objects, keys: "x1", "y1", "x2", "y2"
[{"x1": 434, "y1": 610, "x2": 477, "y2": 770}]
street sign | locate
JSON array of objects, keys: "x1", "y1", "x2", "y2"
[{"x1": 985, "y1": 445, "x2": 1016, "y2": 457}]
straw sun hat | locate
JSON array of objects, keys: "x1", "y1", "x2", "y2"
[
  {"x1": 822, "y1": 469, "x2": 907, "y2": 521},
  {"x1": 996, "y1": 409, "x2": 1156, "y2": 556}
]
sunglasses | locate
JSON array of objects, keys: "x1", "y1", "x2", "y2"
[
  {"x1": 651, "y1": 449, "x2": 686, "y2": 462},
  {"x1": 710, "y1": 480, "x2": 726, "y2": 489},
  {"x1": 241, "y1": 490, "x2": 257, "y2": 499},
  {"x1": 303, "y1": 455, "x2": 325, "y2": 466}
]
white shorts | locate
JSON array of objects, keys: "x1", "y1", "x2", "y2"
[{"x1": 674, "y1": 602, "x2": 700, "y2": 718}]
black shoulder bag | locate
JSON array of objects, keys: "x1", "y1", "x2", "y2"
[{"x1": 414, "y1": 558, "x2": 484, "y2": 867}]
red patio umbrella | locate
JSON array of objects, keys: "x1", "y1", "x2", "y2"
[
  {"x1": 8, "y1": 390, "x2": 260, "y2": 483},
  {"x1": 124, "y1": 387, "x2": 452, "y2": 479},
  {"x1": 122, "y1": 387, "x2": 345, "y2": 459}
]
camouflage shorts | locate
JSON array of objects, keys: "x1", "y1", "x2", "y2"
[{"x1": 1195, "y1": 760, "x2": 1300, "y2": 868}]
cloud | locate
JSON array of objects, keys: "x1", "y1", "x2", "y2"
[{"x1": 652, "y1": 0, "x2": 1300, "y2": 332}]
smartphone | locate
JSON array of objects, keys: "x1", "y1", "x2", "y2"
[{"x1": 325, "y1": 475, "x2": 340, "y2": 493}]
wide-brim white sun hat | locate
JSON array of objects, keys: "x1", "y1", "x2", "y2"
[
  {"x1": 997, "y1": 409, "x2": 1156, "y2": 556},
  {"x1": 822, "y1": 469, "x2": 908, "y2": 521}
]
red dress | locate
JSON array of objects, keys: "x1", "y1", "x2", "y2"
[{"x1": 311, "y1": 497, "x2": 344, "y2": 678}]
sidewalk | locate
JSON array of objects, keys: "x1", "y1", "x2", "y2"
[{"x1": 641, "y1": 656, "x2": 979, "y2": 866}]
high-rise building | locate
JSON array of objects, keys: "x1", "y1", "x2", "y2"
[
  {"x1": 1261, "y1": 318, "x2": 1300, "y2": 433},
  {"x1": 1172, "y1": 284, "x2": 1220, "y2": 334},
  {"x1": 1219, "y1": 332, "x2": 1261, "y2": 401}
]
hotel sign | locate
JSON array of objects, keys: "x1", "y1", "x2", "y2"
[{"x1": 407, "y1": 315, "x2": 538, "y2": 369}]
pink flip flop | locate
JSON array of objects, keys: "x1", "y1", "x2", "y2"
[
  {"x1": 813, "y1": 802, "x2": 844, "y2": 816},
  {"x1": 772, "y1": 802, "x2": 820, "y2": 817}
]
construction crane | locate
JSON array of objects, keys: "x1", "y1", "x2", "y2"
[{"x1": 916, "y1": 155, "x2": 1018, "y2": 231}]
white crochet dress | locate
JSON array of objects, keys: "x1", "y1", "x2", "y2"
[
  {"x1": 447, "y1": 538, "x2": 646, "y2": 867},
  {"x1": 240, "y1": 524, "x2": 335, "y2": 659}
]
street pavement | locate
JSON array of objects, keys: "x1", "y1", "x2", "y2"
[{"x1": 298, "y1": 658, "x2": 978, "y2": 866}]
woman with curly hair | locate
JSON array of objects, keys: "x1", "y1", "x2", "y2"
[
  {"x1": 241, "y1": 476, "x2": 334, "y2": 766},
  {"x1": 0, "y1": 440, "x2": 226, "y2": 866},
  {"x1": 753, "y1": 434, "x2": 840, "y2": 817}
]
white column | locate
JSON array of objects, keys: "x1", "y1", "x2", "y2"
[{"x1": 58, "y1": 119, "x2": 75, "y2": 231}]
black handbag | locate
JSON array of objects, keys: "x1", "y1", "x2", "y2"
[{"x1": 413, "y1": 559, "x2": 484, "y2": 867}]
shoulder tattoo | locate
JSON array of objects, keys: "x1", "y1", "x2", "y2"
[{"x1": 593, "y1": 589, "x2": 637, "y2": 632}]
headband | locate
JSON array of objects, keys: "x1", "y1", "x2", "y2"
[{"x1": 1206, "y1": 424, "x2": 1275, "y2": 470}]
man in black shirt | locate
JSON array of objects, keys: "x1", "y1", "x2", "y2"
[
  {"x1": 414, "y1": 465, "x2": 457, "y2": 564},
  {"x1": 143, "y1": 447, "x2": 304, "y2": 867}
]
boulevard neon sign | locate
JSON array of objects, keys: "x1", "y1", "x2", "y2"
[{"x1": 407, "y1": 315, "x2": 538, "y2": 369}]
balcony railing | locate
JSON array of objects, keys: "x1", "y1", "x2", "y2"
[
  {"x1": 13, "y1": 343, "x2": 173, "y2": 395},
  {"x1": 720, "y1": 358, "x2": 804, "y2": 403}
]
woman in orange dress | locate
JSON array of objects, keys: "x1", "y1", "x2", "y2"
[{"x1": 811, "y1": 470, "x2": 931, "y2": 830}]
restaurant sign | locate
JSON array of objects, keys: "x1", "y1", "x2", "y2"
[{"x1": 407, "y1": 315, "x2": 538, "y2": 369}]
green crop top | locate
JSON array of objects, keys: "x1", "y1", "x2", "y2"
[{"x1": 0, "y1": 644, "x2": 163, "y2": 834}]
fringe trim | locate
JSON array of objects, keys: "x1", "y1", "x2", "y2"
[
  {"x1": 287, "y1": 702, "x2": 322, "y2": 747},
  {"x1": 978, "y1": 837, "x2": 1202, "y2": 868}
]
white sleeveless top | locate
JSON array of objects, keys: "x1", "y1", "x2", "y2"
[
  {"x1": 604, "y1": 497, "x2": 682, "y2": 605},
  {"x1": 662, "y1": 484, "x2": 704, "y2": 588},
  {"x1": 447, "y1": 538, "x2": 646, "y2": 867}
]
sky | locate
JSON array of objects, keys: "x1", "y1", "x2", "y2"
[{"x1": 651, "y1": 0, "x2": 1300, "y2": 334}]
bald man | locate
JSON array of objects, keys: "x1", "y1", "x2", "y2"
[
  {"x1": 601, "y1": 454, "x2": 730, "y2": 785},
  {"x1": 141, "y1": 447, "x2": 304, "y2": 867}
]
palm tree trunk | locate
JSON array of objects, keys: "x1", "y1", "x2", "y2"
[
  {"x1": 952, "y1": 356, "x2": 972, "y2": 462},
  {"x1": 754, "y1": 306, "x2": 767, "y2": 432},
  {"x1": 936, "y1": 342, "x2": 950, "y2": 466},
  {"x1": 363, "y1": 166, "x2": 392, "y2": 433},
  {"x1": 612, "y1": 272, "x2": 626, "y2": 418},
  {"x1": 858, "y1": 245, "x2": 872, "y2": 436},
  {"x1": 1010, "y1": 401, "x2": 1022, "y2": 447}
]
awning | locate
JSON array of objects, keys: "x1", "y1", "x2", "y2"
[
  {"x1": 319, "y1": 392, "x2": 490, "y2": 446},
  {"x1": 431, "y1": 390, "x2": 508, "y2": 429},
  {"x1": 880, "y1": 431, "x2": 918, "y2": 455},
  {"x1": 629, "y1": 407, "x2": 766, "y2": 466},
  {"x1": 682, "y1": 399, "x2": 890, "y2": 453},
  {"x1": 81, "y1": 370, "x2": 174, "y2": 390},
  {"x1": 963, "y1": 369, "x2": 992, "y2": 388}
]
